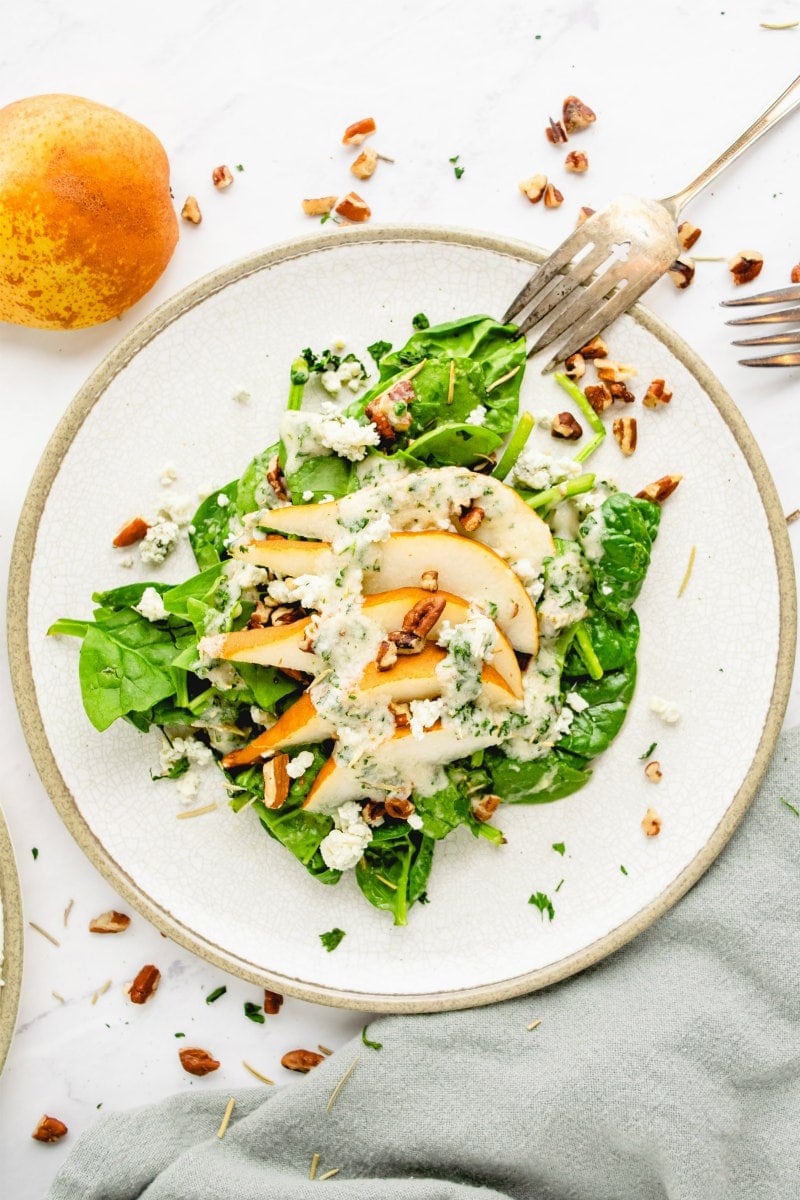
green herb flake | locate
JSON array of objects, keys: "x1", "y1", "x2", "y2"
[
  {"x1": 367, "y1": 339, "x2": 392, "y2": 367},
  {"x1": 174, "y1": 1032, "x2": 186, "y2": 1038},
  {"x1": 620, "y1": 865, "x2": 628, "y2": 876},
  {"x1": 205, "y1": 985, "x2": 227, "y2": 1004},
  {"x1": 411, "y1": 312, "x2": 430, "y2": 331},
  {"x1": 320, "y1": 927, "x2": 346, "y2": 952},
  {"x1": 235, "y1": 163, "x2": 245, "y2": 172},
  {"x1": 552, "y1": 842, "x2": 565, "y2": 856},
  {"x1": 528, "y1": 891, "x2": 555, "y2": 922},
  {"x1": 96, "y1": 1103, "x2": 103, "y2": 1110},
  {"x1": 320, "y1": 212, "x2": 331, "y2": 225},
  {"x1": 448, "y1": 154, "x2": 465, "y2": 180},
  {"x1": 639, "y1": 742, "x2": 657, "y2": 760},
  {"x1": 781, "y1": 798, "x2": 800, "y2": 816},
  {"x1": 361, "y1": 1023, "x2": 383, "y2": 1050},
  {"x1": 554, "y1": 878, "x2": 564, "y2": 893},
  {"x1": 31, "y1": 847, "x2": 39, "y2": 860},
  {"x1": 244, "y1": 1001, "x2": 266, "y2": 1024}
]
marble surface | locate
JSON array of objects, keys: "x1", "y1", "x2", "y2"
[{"x1": 2, "y1": 1, "x2": 800, "y2": 1194}]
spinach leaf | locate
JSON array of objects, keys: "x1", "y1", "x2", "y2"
[
  {"x1": 558, "y1": 662, "x2": 638, "y2": 758},
  {"x1": 189, "y1": 480, "x2": 239, "y2": 570},
  {"x1": 285, "y1": 453, "x2": 355, "y2": 504},
  {"x1": 564, "y1": 609, "x2": 640, "y2": 677},
  {"x1": 162, "y1": 565, "x2": 226, "y2": 618},
  {"x1": 356, "y1": 834, "x2": 415, "y2": 925},
  {"x1": 580, "y1": 494, "x2": 660, "y2": 618},
  {"x1": 488, "y1": 748, "x2": 592, "y2": 804},
  {"x1": 78, "y1": 618, "x2": 183, "y2": 731},
  {"x1": 405, "y1": 358, "x2": 486, "y2": 433},
  {"x1": 407, "y1": 835, "x2": 435, "y2": 906},
  {"x1": 413, "y1": 779, "x2": 470, "y2": 840},
  {"x1": 234, "y1": 662, "x2": 299, "y2": 712},
  {"x1": 92, "y1": 581, "x2": 170, "y2": 610},
  {"x1": 236, "y1": 444, "x2": 278, "y2": 518},
  {"x1": 405, "y1": 422, "x2": 502, "y2": 467}
]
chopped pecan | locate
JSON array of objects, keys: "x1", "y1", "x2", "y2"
[
  {"x1": 364, "y1": 397, "x2": 395, "y2": 441},
  {"x1": 564, "y1": 352, "x2": 585, "y2": 381},
  {"x1": 342, "y1": 117, "x2": 376, "y2": 145},
  {"x1": 565, "y1": 149, "x2": 588, "y2": 173},
  {"x1": 375, "y1": 639, "x2": 398, "y2": 671},
  {"x1": 269, "y1": 605, "x2": 302, "y2": 626},
  {"x1": 180, "y1": 196, "x2": 202, "y2": 224},
  {"x1": 420, "y1": 569, "x2": 439, "y2": 591},
  {"x1": 791, "y1": 263, "x2": 800, "y2": 284},
  {"x1": 388, "y1": 629, "x2": 425, "y2": 655},
  {"x1": 613, "y1": 416, "x2": 637, "y2": 456},
  {"x1": 267, "y1": 454, "x2": 289, "y2": 501},
  {"x1": 576, "y1": 205, "x2": 596, "y2": 226},
  {"x1": 334, "y1": 191, "x2": 371, "y2": 222},
  {"x1": 402, "y1": 594, "x2": 446, "y2": 637},
  {"x1": 578, "y1": 334, "x2": 608, "y2": 359},
  {"x1": 635, "y1": 474, "x2": 682, "y2": 503},
  {"x1": 668, "y1": 257, "x2": 695, "y2": 289},
  {"x1": 641, "y1": 808, "x2": 662, "y2": 837},
  {"x1": 545, "y1": 117, "x2": 568, "y2": 144},
  {"x1": 471, "y1": 793, "x2": 501, "y2": 823},
  {"x1": 644, "y1": 760, "x2": 663, "y2": 783},
  {"x1": 281, "y1": 1049, "x2": 325, "y2": 1072},
  {"x1": 247, "y1": 600, "x2": 273, "y2": 629},
  {"x1": 179, "y1": 1046, "x2": 220, "y2": 1076},
  {"x1": 301, "y1": 195, "x2": 338, "y2": 216},
  {"x1": 609, "y1": 382, "x2": 636, "y2": 403},
  {"x1": 389, "y1": 701, "x2": 411, "y2": 729},
  {"x1": 361, "y1": 800, "x2": 386, "y2": 825},
  {"x1": 543, "y1": 182, "x2": 564, "y2": 208},
  {"x1": 596, "y1": 359, "x2": 637, "y2": 383},
  {"x1": 127, "y1": 964, "x2": 161, "y2": 1005},
  {"x1": 350, "y1": 147, "x2": 378, "y2": 179},
  {"x1": 562, "y1": 95, "x2": 596, "y2": 133},
  {"x1": 385, "y1": 796, "x2": 415, "y2": 819},
  {"x1": 458, "y1": 503, "x2": 486, "y2": 532},
  {"x1": 366, "y1": 378, "x2": 415, "y2": 441},
  {"x1": 280, "y1": 666, "x2": 311, "y2": 682},
  {"x1": 584, "y1": 383, "x2": 612, "y2": 414},
  {"x1": 551, "y1": 411, "x2": 583, "y2": 440},
  {"x1": 263, "y1": 989, "x2": 284, "y2": 1015},
  {"x1": 32, "y1": 1115, "x2": 68, "y2": 1143},
  {"x1": 642, "y1": 379, "x2": 672, "y2": 408},
  {"x1": 677, "y1": 221, "x2": 701, "y2": 251},
  {"x1": 263, "y1": 754, "x2": 291, "y2": 809},
  {"x1": 728, "y1": 250, "x2": 764, "y2": 286},
  {"x1": 519, "y1": 173, "x2": 547, "y2": 203},
  {"x1": 112, "y1": 517, "x2": 149, "y2": 548},
  {"x1": 89, "y1": 910, "x2": 130, "y2": 934},
  {"x1": 212, "y1": 164, "x2": 234, "y2": 190}
]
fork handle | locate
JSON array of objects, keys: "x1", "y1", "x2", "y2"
[{"x1": 660, "y1": 73, "x2": 800, "y2": 217}]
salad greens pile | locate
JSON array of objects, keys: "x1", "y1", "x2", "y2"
[{"x1": 50, "y1": 314, "x2": 661, "y2": 927}]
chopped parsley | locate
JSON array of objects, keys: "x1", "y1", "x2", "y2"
[
  {"x1": 31, "y1": 847, "x2": 39, "y2": 860},
  {"x1": 620, "y1": 865, "x2": 628, "y2": 876},
  {"x1": 411, "y1": 312, "x2": 430, "y2": 331},
  {"x1": 367, "y1": 339, "x2": 393, "y2": 367},
  {"x1": 152, "y1": 757, "x2": 190, "y2": 781},
  {"x1": 780, "y1": 798, "x2": 799, "y2": 816},
  {"x1": 320, "y1": 927, "x2": 346, "y2": 952},
  {"x1": 205, "y1": 985, "x2": 227, "y2": 1004},
  {"x1": 551, "y1": 842, "x2": 565, "y2": 856},
  {"x1": 174, "y1": 1032, "x2": 186, "y2": 1038},
  {"x1": 301, "y1": 346, "x2": 366, "y2": 376},
  {"x1": 244, "y1": 1001, "x2": 266, "y2": 1024},
  {"x1": 320, "y1": 211, "x2": 332, "y2": 224},
  {"x1": 235, "y1": 163, "x2": 245, "y2": 172},
  {"x1": 639, "y1": 742, "x2": 658, "y2": 760},
  {"x1": 554, "y1": 878, "x2": 564, "y2": 893},
  {"x1": 361, "y1": 1023, "x2": 382, "y2": 1050},
  {"x1": 448, "y1": 154, "x2": 465, "y2": 180},
  {"x1": 528, "y1": 891, "x2": 555, "y2": 922}
]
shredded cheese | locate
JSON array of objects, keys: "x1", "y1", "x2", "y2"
[
  {"x1": 217, "y1": 1097, "x2": 236, "y2": 1139},
  {"x1": 677, "y1": 544, "x2": 696, "y2": 597},
  {"x1": 241, "y1": 1060, "x2": 274, "y2": 1085},
  {"x1": 325, "y1": 1055, "x2": 361, "y2": 1113},
  {"x1": 175, "y1": 803, "x2": 218, "y2": 820}
]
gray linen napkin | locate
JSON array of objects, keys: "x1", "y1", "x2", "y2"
[{"x1": 49, "y1": 727, "x2": 800, "y2": 1200}]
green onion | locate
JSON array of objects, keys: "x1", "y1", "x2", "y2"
[
  {"x1": 573, "y1": 622, "x2": 603, "y2": 680},
  {"x1": 287, "y1": 357, "x2": 310, "y2": 410},
  {"x1": 525, "y1": 472, "x2": 595, "y2": 512},
  {"x1": 554, "y1": 372, "x2": 605, "y2": 464},
  {"x1": 492, "y1": 411, "x2": 535, "y2": 480}
]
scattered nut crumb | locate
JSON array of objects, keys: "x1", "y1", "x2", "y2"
[
  {"x1": 458, "y1": 503, "x2": 486, "y2": 531},
  {"x1": 545, "y1": 118, "x2": 568, "y2": 144},
  {"x1": 212, "y1": 165, "x2": 234, "y2": 190},
  {"x1": 562, "y1": 95, "x2": 596, "y2": 133},
  {"x1": 543, "y1": 182, "x2": 564, "y2": 208},
  {"x1": 350, "y1": 148, "x2": 378, "y2": 180},
  {"x1": 636, "y1": 474, "x2": 682, "y2": 503},
  {"x1": 519, "y1": 174, "x2": 547, "y2": 203},
  {"x1": 584, "y1": 383, "x2": 613, "y2": 414},
  {"x1": 564, "y1": 352, "x2": 585, "y2": 381},
  {"x1": 385, "y1": 796, "x2": 415, "y2": 819},
  {"x1": 32, "y1": 1115, "x2": 68, "y2": 1143},
  {"x1": 112, "y1": 517, "x2": 149, "y2": 548},
  {"x1": 88, "y1": 910, "x2": 131, "y2": 934},
  {"x1": 471, "y1": 793, "x2": 501, "y2": 822},
  {"x1": 728, "y1": 250, "x2": 764, "y2": 286},
  {"x1": 551, "y1": 411, "x2": 583, "y2": 439},
  {"x1": 613, "y1": 416, "x2": 637, "y2": 456},
  {"x1": 335, "y1": 192, "x2": 371, "y2": 222},
  {"x1": 263, "y1": 989, "x2": 284, "y2": 1015},
  {"x1": 301, "y1": 196, "x2": 338, "y2": 216},
  {"x1": 127, "y1": 964, "x2": 161, "y2": 1004},
  {"x1": 644, "y1": 760, "x2": 663, "y2": 783},
  {"x1": 565, "y1": 150, "x2": 588, "y2": 173},
  {"x1": 181, "y1": 196, "x2": 202, "y2": 224},
  {"x1": 281, "y1": 1049, "x2": 325, "y2": 1073},
  {"x1": 375, "y1": 639, "x2": 398, "y2": 672},
  {"x1": 668, "y1": 257, "x2": 695, "y2": 289},
  {"x1": 596, "y1": 359, "x2": 637, "y2": 383},
  {"x1": 420, "y1": 569, "x2": 439, "y2": 591},
  {"x1": 791, "y1": 264, "x2": 800, "y2": 284},
  {"x1": 642, "y1": 379, "x2": 672, "y2": 408},
  {"x1": 179, "y1": 1046, "x2": 221, "y2": 1076},
  {"x1": 342, "y1": 117, "x2": 376, "y2": 145},
  {"x1": 576, "y1": 205, "x2": 595, "y2": 226},
  {"x1": 641, "y1": 808, "x2": 662, "y2": 837},
  {"x1": 578, "y1": 335, "x2": 608, "y2": 359},
  {"x1": 677, "y1": 221, "x2": 702, "y2": 251}
]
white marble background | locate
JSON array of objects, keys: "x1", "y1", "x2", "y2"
[{"x1": 2, "y1": 1, "x2": 800, "y2": 1195}]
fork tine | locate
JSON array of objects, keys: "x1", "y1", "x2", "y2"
[
  {"x1": 725, "y1": 305, "x2": 800, "y2": 326},
  {"x1": 738, "y1": 351, "x2": 800, "y2": 367},
  {"x1": 515, "y1": 244, "x2": 612, "y2": 336},
  {"x1": 730, "y1": 330, "x2": 800, "y2": 347},
  {"x1": 502, "y1": 225, "x2": 596, "y2": 324},
  {"x1": 720, "y1": 284, "x2": 800, "y2": 308}
]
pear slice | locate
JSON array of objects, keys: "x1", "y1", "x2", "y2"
[
  {"x1": 204, "y1": 586, "x2": 523, "y2": 698},
  {"x1": 256, "y1": 467, "x2": 554, "y2": 569},
  {"x1": 233, "y1": 531, "x2": 538, "y2": 654},
  {"x1": 303, "y1": 723, "x2": 498, "y2": 812},
  {"x1": 221, "y1": 645, "x2": 517, "y2": 769}
]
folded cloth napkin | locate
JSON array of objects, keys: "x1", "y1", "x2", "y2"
[{"x1": 49, "y1": 727, "x2": 800, "y2": 1200}]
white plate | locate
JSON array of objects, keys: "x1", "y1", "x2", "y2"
[
  {"x1": 0, "y1": 804, "x2": 23, "y2": 1074},
  {"x1": 9, "y1": 227, "x2": 796, "y2": 1012}
]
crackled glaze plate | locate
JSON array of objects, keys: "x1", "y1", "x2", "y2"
[
  {"x1": 9, "y1": 227, "x2": 796, "y2": 1012},
  {"x1": 0, "y1": 804, "x2": 23, "y2": 1074}
]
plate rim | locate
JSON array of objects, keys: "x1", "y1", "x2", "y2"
[
  {"x1": 0, "y1": 803, "x2": 24, "y2": 1075},
  {"x1": 7, "y1": 223, "x2": 797, "y2": 1012}
]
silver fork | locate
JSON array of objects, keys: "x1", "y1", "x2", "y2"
[
  {"x1": 721, "y1": 284, "x2": 800, "y2": 367},
  {"x1": 504, "y1": 74, "x2": 800, "y2": 371}
]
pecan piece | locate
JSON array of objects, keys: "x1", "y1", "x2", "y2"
[
  {"x1": 127, "y1": 963, "x2": 161, "y2": 1005},
  {"x1": 596, "y1": 359, "x2": 637, "y2": 383},
  {"x1": 342, "y1": 116, "x2": 376, "y2": 145},
  {"x1": 458, "y1": 503, "x2": 486, "y2": 532},
  {"x1": 281, "y1": 1049, "x2": 325, "y2": 1073},
  {"x1": 32, "y1": 1115, "x2": 68, "y2": 1143},
  {"x1": 728, "y1": 250, "x2": 764, "y2": 286},
  {"x1": 543, "y1": 182, "x2": 564, "y2": 208},
  {"x1": 644, "y1": 760, "x2": 663, "y2": 783},
  {"x1": 375, "y1": 639, "x2": 398, "y2": 671},
  {"x1": 302, "y1": 195, "x2": 338, "y2": 216},
  {"x1": 584, "y1": 383, "x2": 612, "y2": 414},
  {"x1": 613, "y1": 416, "x2": 637, "y2": 456},
  {"x1": 519, "y1": 173, "x2": 547, "y2": 203},
  {"x1": 642, "y1": 379, "x2": 672, "y2": 408},
  {"x1": 212, "y1": 164, "x2": 234, "y2": 190},
  {"x1": 263, "y1": 989, "x2": 284, "y2": 1015},
  {"x1": 388, "y1": 629, "x2": 425, "y2": 655},
  {"x1": 578, "y1": 334, "x2": 608, "y2": 359},
  {"x1": 471, "y1": 793, "x2": 501, "y2": 823},
  {"x1": 179, "y1": 1046, "x2": 220, "y2": 1076},
  {"x1": 263, "y1": 753, "x2": 291, "y2": 809},
  {"x1": 635, "y1": 474, "x2": 682, "y2": 503},
  {"x1": 270, "y1": 605, "x2": 304, "y2": 626},
  {"x1": 545, "y1": 117, "x2": 568, "y2": 144},
  {"x1": 402, "y1": 594, "x2": 446, "y2": 637},
  {"x1": 791, "y1": 263, "x2": 800, "y2": 284},
  {"x1": 551, "y1": 412, "x2": 583, "y2": 440},
  {"x1": 266, "y1": 454, "x2": 289, "y2": 501},
  {"x1": 385, "y1": 796, "x2": 416, "y2": 819},
  {"x1": 668, "y1": 257, "x2": 695, "y2": 289},
  {"x1": 562, "y1": 95, "x2": 596, "y2": 133},
  {"x1": 89, "y1": 910, "x2": 130, "y2": 934},
  {"x1": 420, "y1": 569, "x2": 439, "y2": 591},
  {"x1": 565, "y1": 149, "x2": 588, "y2": 173},
  {"x1": 112, "y1": 517, "x2": 149, "y2": 547},
  {"x1": 641, "y1": 808, "x2": 662, "y2": 837},
  {"x1": 576, "y1": 205, "x2": 596, "y2": 226},
  {"x1": 361, "y1": 800, "x2": 386, "y2": 826},
  {"x1": 564, "y1": 352, "x2": 585, "y2": 381},
  {"x1": 389, "y1": 701, "x2": 411, "y2": 729},
  {"x1": 608, "y1": 382, "x2": 636, "y2": 404},
  {"x1": 677, "y1": 221, "x2": 701, "y2": 251},
  {"x1": 334, "y1": 191, "x2": 371, "y2": 222},
  {"x1": 181, "y1": 196, "x2": 202, "y2": 224},
  {"x1": 350, "y1": 147, "x2": 378, "y2": 179}
]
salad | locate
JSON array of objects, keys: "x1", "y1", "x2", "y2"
[{"x1": 50, "y1": 314, "x2": 670, "y2": 925}]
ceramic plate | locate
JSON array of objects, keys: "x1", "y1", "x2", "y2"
[
  {"x1": 8, "y1": 227, "x2": 796, "y2": 1012},
  {"x1": 0, "y1": 805, "x2": 23, "y2": 1074}
]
